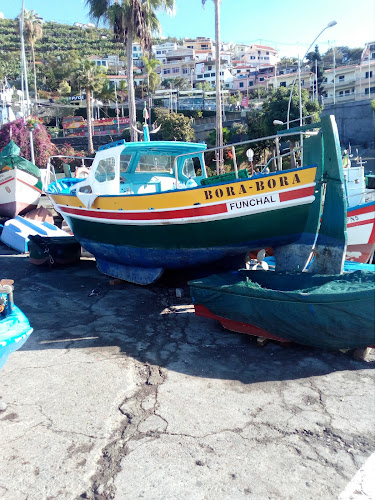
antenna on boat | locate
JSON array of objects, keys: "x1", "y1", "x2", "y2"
[{"x1": 131, "y1": 102, "x2": 161, "y2": 142}]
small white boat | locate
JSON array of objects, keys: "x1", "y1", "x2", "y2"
[
  {"x1": 0, "y1": 141, "x2": 42, "y2": 219},
  {"x1": 0, "y1": 216, "x2": 71, "y2": 253},
  {"x1": 345, "y1": 160, "x2": 375, "y2": 263}
]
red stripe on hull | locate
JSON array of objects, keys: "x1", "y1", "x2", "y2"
[
  {"x1": 348, "y1": 205, "x2": 375, "y2": 217},
  {"x1": 194, "y1": 304, "x2": 291, "y2": 343},
  {"x1": 347, "y1": 219, "x2": 375, "y2": 229},
  {"x1": 60, "y1": 186, "x2": 315, "y2": 222},
  {"x1": 18, "y1": 178, "x2": 42, "y2": 193},
  {"x1": 61, "y1": 203, "x2": 226, "y2": 221},
  {"x1": 279, "y1": 186, "x2": 315, "y2": 202},
  {"x1": 0, "y1": 177, "x2": 13, "y2": 187}
]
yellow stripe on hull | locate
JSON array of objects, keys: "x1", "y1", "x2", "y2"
[{"x1": 51, "y1": 167, "x2": 317, "y2": 211}]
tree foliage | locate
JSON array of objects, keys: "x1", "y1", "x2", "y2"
[
  {"x1": 260, "y1": 86, "x2": 322, "y2": 136},
  {"x1": 154, "y1": 108, "x2": 195, "y2": 142},
  {"x1": 0, "y1": 118, "x2": 56, "y2": 167},
  {"x1": 322, "y1": 46, "x2": 364, "y2": 68}
]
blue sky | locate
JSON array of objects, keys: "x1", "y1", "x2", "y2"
[{"x1": 1, "y1": 0, "x2": 374, "y2": 57}]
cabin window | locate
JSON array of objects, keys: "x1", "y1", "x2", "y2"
[
  {"x1": 182, "y1": 156, "x2": 201, "y2": 178},
  {"x1": 136, "y1": 154, "x2": 176, "y2": 172},
  {"x1": 120, "y1": 154, "x2": 132, "y2": 176},
  {"x1": 95, "y1": 157, "x2": 116, "y2": 182}
]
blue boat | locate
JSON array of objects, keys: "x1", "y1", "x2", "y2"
[{"x1": 0, "y1": 281, "x2": 33, "y2": 371}]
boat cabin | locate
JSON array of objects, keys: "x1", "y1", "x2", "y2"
[{"x1": 50, "y1": 140, "x2": 208, "y2": 197}]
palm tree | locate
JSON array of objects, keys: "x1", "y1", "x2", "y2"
[
  {"x1": 86, "y1": 0, "x2": 174, "y2": 142},
  {"x1": 75, "y1": 60, "x2": 106, "y2": 154},
  {"x1": 17, "y1": 9, "x2": 43, "y2": 106},
  {"x1": 142, "y1": 55, "x2": 161, "y2": 94},
  {"x1": 202, "y1": 0, "x2": 223, "y2": 172}
]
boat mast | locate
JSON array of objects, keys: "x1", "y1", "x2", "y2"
[{"x1": 19, "y1": 0, "x2": 35, "y2": 164}]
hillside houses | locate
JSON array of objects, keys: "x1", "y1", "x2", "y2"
[{"x1": 83, "y1": 36, "x2": 374, "y2": 105}]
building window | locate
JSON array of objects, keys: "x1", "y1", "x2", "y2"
[
  {"x1": 208, "y1": 66, "x2": 212, "y2": 71},
  {"x1": 172, "y1": 68, "x2": 179, "y2": 73},
  {"x1": 211, "y1": 72, "x2": 215, "y2": 76},
  {"x1": 249, "y1": 81, "x2": 254, "y2": 87},
  {"x1": 339, "y1": 75, "x2": 345, "y2": 81},
  {"x1": 365, "y1": 71, "x2": 373, "y2": 78},
  {"x1": 239, "y1": 82, "x2": 244, "y2": 88},
  {"x1": 250, "y1": 56, "x2": 255, "y2": 60},
  {"x1": 266, "y1": 51, "x2": 269, "y2": 55},
  {"x1": 156, "y1": 51, "x2": 161, "y2": 55},
  {"x1": 345, "y1": 89, "x2": 351, "y2": 94},
  {"x1": 204, "y1": 73, "x2": 210, "y2": 77},
  {"x1": 197, "y1": 75, "x2": 203, "y2": 79},
  {"x1": 365, "y1": 86, "x2": 375, "y2": 95},
  {"x1": 187, "y1": 45, "x2": 193, "y2": 49},
  {"x1": 163, "y1": 69, "x2": 170, "y2": 75},
  {"x1": 259, "y1": 77, "x2": 264, "y2": 82},
  {"x1": 182, "y1": 68, "x2": 188, "y2": 74},
  {"x1": 280, "y1": 82, "x2": 286, "y2": 87}
]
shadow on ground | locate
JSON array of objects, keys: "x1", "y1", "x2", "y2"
[{"x1": 1, "y1": 248, "x2": 373, "y2": 386}]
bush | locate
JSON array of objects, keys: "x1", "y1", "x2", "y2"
[{"x1": 0, "y1": 118, "x2": 56, "y2": 167}]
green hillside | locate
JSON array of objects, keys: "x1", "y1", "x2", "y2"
[{"x1": 0, "y1": 18, "x2": 123, "y2": 60}]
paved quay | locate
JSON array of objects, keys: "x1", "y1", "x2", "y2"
[{"x1": 0, "y1": 242, "x2": 374, "y2": 500}]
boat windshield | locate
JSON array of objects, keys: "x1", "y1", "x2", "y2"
[
  {"x1": 182, "y1": 156, "x2": 201, "y2": 178},
  {"x1": 136, "y1": 153, "x2": 176, "y2": 173}
]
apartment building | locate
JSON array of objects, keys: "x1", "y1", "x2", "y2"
[
  {"x1": 195, "y1": 60, "x2": 234, "y2": 88},
  {"x1": 265, "y1": 70, "x2": 315, "y2": 92},
  {"x1": 152, "y1": 42, "x2": 178, "y2": 64},
  {"x1": 232, "y1": 65, "x2": 275, "y2": 90},
  {"x1": 233, "y1": 43, "x2": 279, "y2": 66},
  {"x1": 183, "y1": 37, "x2": 214, "y2": 52},
  {"x1": 323, "y1": 61, "x2": 375, "y2": 103},
  {"x1": 156, "y1": 48, "x2": 196, "y2": 82}
]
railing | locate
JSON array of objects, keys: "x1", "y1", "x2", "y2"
[
  {"x1": 44, "y1": 155, "x2": 94, "y2": 192},
  {"x1": 172, "y1": 128, "x2": 318, "y2": 187}
]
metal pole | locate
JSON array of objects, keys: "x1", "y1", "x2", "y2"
[
  {"x1": 114, "y1": 82, "x2": 120, "y2": 134},
  {"x1": 333, "y1": 47, "x2": 336, "y2": 104},
  {"x1": 286, "y1": 21, "x2": 337, "y2": 128},
  {"x1": 298, "y1": 56, "x2": 304, "y2": 166},
  {"x1": 20, "y1": 0, "x2": 35, "y2": 164},
  {"x1": 231, "y1": 146, "x2": 238, "y2": 178}
]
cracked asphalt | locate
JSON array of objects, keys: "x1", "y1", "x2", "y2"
[{"x1": 0, "y1": 244, "x2": 374, "y2": 500}]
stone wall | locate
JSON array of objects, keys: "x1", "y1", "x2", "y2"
[{"x1": 321, "y1": 100, "x2": 375, "y2": 147}]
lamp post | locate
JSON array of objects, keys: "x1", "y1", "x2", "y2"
[{"x1": 286, "y1": 20, "x2": 337, "y2": 129}]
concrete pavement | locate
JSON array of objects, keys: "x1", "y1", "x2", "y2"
[{"x1": 0, "y1": 243, "x2": 374, "y2": 500}]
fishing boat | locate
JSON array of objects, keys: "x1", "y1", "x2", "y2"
[
  {"x1": 344, "y1": 161, "x2": 375, "y2": 263},
  {"x1": 0, "y1": 140, "x2": 42, "y2": 219},
  {"x1": 0, "y1": 280, "x2": 33, "y2": 372},
  {"x1": 45, "y1": 115, "x2": 344, "y2": 284},
  {"x1": 189, "y1": 269, "x2": 375, "y2": 350}
]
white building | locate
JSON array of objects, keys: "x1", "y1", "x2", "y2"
[
  {"x1": 323, "y1": 61, "x2": 375, "y2": 103},
  {"x1": 195, "y1": 60, "x2": 234, "y2": 88}
]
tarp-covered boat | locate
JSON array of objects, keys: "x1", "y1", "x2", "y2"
[
  {"x1": 189, "y1": 270, "x2": 375, "y2": 350},
  {"x1": 0, "y1": 140, "x2": 42, "y2": 219}
]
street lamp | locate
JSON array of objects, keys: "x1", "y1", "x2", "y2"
[{"x1": 286, "y1": 20, "x2": 337, "y2": 129}]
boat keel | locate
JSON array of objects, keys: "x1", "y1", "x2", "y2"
[{"x1": 96, "y1": 258, "x2": 164, "y2": 285}]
